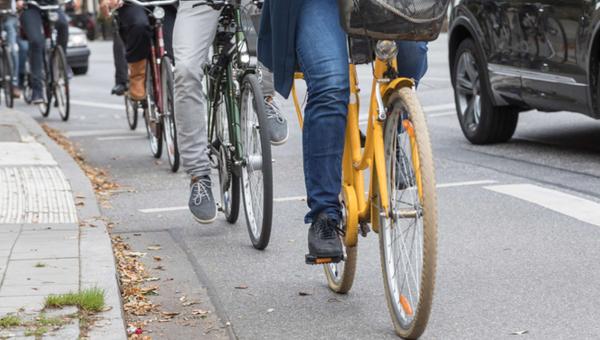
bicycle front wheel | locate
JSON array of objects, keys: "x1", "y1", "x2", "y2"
[
  {"x1": 161, "y1": 56, "x2": 179, "y2": 172},
  {"x1": 125, "y1": 95, "x2": 138, "y2": 130},
  {"x1": 53, "y1": 47, "x2": 70, "y2": 121},
  {"x1": 239, "y1": 74, "x2": 273, "y2": 250},
  {"x1": 144, "y1": 60, "x2": 162, "y2": 159},
  {"x1": 378, "y1": 87, "x2": 437, "y2": 339},
  {"x1": 1, "y1": 47, "x2": 14, "y2": 108}
]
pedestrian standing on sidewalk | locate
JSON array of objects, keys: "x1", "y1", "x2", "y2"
[{"x1": 173, "y1": 0, "x2": 288, "y2": 224}]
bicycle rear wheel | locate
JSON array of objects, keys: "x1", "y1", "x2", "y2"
[
  {"x1": 1, "y1": 47, "x2": 14, "y2": 108},
  {"x1": 239, "y1": 74, "x2": 273, "y2": 250},
  {"x1": 53, "y1": 47, "x2": 70, "y2": 121},
  {"x1": 143, "y1": 60, "x2": 162, "y2": 159},
  {"x1": 323, "y1": 197, "x2": 357, "y2": 293},
  {"x1": 125, "y1": 95, "x2": 138, "y2": 130},
  {"x1": 378, "y1": 87, "x2": 437, "y2": 339},
  {"x1": 39, "y1": 51, "x2": 52, "y2": 117},
  {"x1": 161, "y1": 56, "x2": 179, "y2": 172}
]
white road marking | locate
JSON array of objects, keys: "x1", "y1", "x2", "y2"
[
  {"x1": 138, "y1": 179, "x2": 497, "y2": 213},
  {"x1": 437, "y1": 180, "x2": 497, "y2": 188},
  {"x1": 97, "y1": 135, "x2": 146, "y2": 141},
  {"x1": 429, "y1": 111, "x2": 455, "y2": 118},
  {"x1": 139, "y1": 206, "x2": 187, "y2": 213},
  {"x1": 485, "y1": 184, "x2": 600, "y2": 227},
  {"x1": 71, "y1": 100, "x2": 124, "y2": 111},
  {"x1": 64, "y1": 129, "x2": 145, "y2": 137}
]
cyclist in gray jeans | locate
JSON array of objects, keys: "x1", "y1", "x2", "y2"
[{"x1": 174, "y1": 0, "x2": 287, "y2": 224}]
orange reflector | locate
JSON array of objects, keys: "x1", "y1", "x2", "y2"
[
  {"x1": 315, "y1": 258, "x2": 332, "y2": 264},
  {"x1": 399, "y1": 295, "x2": 413, "y2": 316},
  {"x1": 402, "y1": 120, "x2": 415, "y2": 138}
]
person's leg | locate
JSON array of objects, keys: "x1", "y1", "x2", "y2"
[
  {"x1": 20, "y1": 7, "x2": 45, "y2": 102},
  {"x1": 395, "y1": 41, "x2": 428, "y2": 85},
  {"x1": 162, "y1": 5, "x2": 176, "y2": 59},
  {"x1": 296, "y1": 0, "x2": 349, "y2": 223},
  {"x1": 17, "y1": 38, "x2": 28, "y2": 89},
  {"x1": 112, "y1": 23, "x2": 128, "y2": 95},
  {"x1": 3, "y1": 16, "x2": 19, "y2": 90},
  {"x1": 173, "y1": 1, "x2": 221, "y2": 223},
  {"x1": 56, "y1": 10, "x2": 69, "y2": 52},
  {"x1": 117, "y1": 4, "x2": 151, "y2": 100}
]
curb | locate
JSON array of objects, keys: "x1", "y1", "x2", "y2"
[{"x1": 11, "y1": 109, "x2": 127, "y2": 340}]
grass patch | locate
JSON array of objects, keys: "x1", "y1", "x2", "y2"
[
  {"x1": 0, "y1": 315, "x2": 21, "y2": 328},
  {"x1": 34, "y1": 262, "x2": 46, "y2": 268},
  {"x1": 24, "y1": 325, "x2": 49, "y2": 337},
  {"x1": 45, "y1": 288, "x2": 105, "y2": 312},
  {"x1": 37, "y1": 314, "x2": 68, "y2": 327}
]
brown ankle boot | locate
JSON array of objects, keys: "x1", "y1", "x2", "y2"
[{"x1": 128, "y1": 59, "x2": 147, "y2": 101}]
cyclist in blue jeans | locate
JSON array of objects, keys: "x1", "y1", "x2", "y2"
[{"x1": 258, "y1": 0, "x2": 428, "y2": 261}]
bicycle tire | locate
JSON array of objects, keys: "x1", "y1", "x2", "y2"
[
  {"x1": 324, "y1": 240, "x2": 357, "y2": 293},
  {"x1": 1, "y1": 47, "x2": 14, "y2": 108},
  {"x1": 161, "y1": 56, "x2": 179, "y2": 172},
  {"x1": 378, "y1": 87, "x2": 437, "y2": 339},
  {"x1": 213, "y1": 91, "x2": 240, "y2": 224},
  {"x1": 144, "y1": 60, "x2": 162, "y2": 159},
  {"x1": 239, "y1": 74, "x2": 273, "y2": 250},
  {"x1": 53, "y1": 47, "x2": 70, "y2": 121},
  {"x1": 40, "y1": 50, "x2": 52, "y2": 117},
  {"x1": 125, "y1": 95, "x2": 138, "y2": 130}
]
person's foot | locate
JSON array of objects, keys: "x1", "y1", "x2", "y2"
[
  {"x1": 264, "y1": 96, "x2": 288, "y2": 145},
  {"x1": 306, "y1": 213, "x2": 343, "y2": 264},
  {"x1": 111, "y1": 83, "x2": 127, "y2": 96},
  {"x1": 31, "y1": 88, "x2": 44, "y2": 105},
  {"x1": 188, "y1": 175, "x2": 217, "y2": 224},
  {"x1": 11, "y1": 87, "x2": 21, "y2": 99}
]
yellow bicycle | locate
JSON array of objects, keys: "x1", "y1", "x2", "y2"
[{"x1": 292, "y1": 41, "x2": 438, "y2": 339}]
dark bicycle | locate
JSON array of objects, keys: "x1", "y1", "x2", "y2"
[
  {"x1": 118, "y1": 0, "x2": 180, "y2": 172},
  {"x1": 0, "y1": 9, "x2": 15, "y2": 108},
  {"x1": 22, "y1": 0, "x2": 70, "y2": 121},
  {"x1": 198, "y1": 0, "x2": 273, "y2": 249}
]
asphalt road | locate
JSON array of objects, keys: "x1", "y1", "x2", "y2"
[{"x1": 24, "y1": 35, "x2": 600, "y2": 339}]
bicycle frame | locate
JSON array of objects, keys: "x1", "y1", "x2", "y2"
[
  {"x1": 207, "y1": 4, "x2": 254, "y2": 169},
  {"x1": 292, "y1": 55, "x2": 418, "y2": 247}
]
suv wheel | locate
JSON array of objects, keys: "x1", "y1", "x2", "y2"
[{"x1": 452, "y1": 38, "x2": 519, "y2": 144}]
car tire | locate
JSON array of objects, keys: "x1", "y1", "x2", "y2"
[
  {"x1": 451, "y1": 38, "x2": 518, "y2": 144},
  {"x1": 73, "y1": 66, "x2": 88, "y2": 75}
]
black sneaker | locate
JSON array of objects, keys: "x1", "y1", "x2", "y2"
[
  {"x1": 31, "y1": 88, "x2": 45, "y2": 105},
  {"x1": 189, "y1": 175, "x2": 217, "y2": 224},
  {"x1": 111, "y1": 83, "x2": 128, "y2": 96},
  {"x1": 306, "y1": 213, "x2": 343, "y2": 264}
]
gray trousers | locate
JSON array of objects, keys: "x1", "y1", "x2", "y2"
[{"x1": 174, "y1": 1, "x2": 274, "y2": 178}]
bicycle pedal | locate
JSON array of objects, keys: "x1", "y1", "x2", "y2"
[{"x1": 305, "y1": 254, "x2": 343, "y2": 265}]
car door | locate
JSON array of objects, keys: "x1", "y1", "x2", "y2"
[
  {"x1": 518, "y1": 0, "x2": 588, "y2": 113},
  {"x1": 480, "y1": 0, "x2": 525, "y2": 106}
]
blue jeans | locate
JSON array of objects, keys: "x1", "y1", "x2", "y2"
[
  {"x1": 296, "y1": 0, "x2": 428, "y2": 224},
  {"x1": 3, "y1": 16, "x2": 20, "y2": 86}
]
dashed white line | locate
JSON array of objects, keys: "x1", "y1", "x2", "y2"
[
  {"x1": 70, "y1": 100, "x2": 124, "y2": 111},
  {"x1": 485, "y1": 184, "x2": 600, "y2": 227},
  {"x1": 138, "y1": 179, "x2": 496, "y2": 213},
  {"x1": 97, "y1": 135, "x2": 146, "y2": 141}
]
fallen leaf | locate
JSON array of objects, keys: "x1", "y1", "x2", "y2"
[
  {"x1": 192, "y1": 309, "x2": 208, "y2": 315},
  {"x1": 161, "y1": 311, "x2": 180, "y2": 318},
  {"x1": 145, "y1": 277, "x2": 160, "y2": 282},
  {"x1": 153, "y1": 265, "x2": 165, "y2": 271},
  {"x1": 153, "y1": 256, "x2": 162, "y2": 261},
  {"x1": 234, "y1": 285, "x2": 248, "y2": 290},
  {"x1": 133, "y1": 233, "x2": 142, "y2": 236},
  {"x1": 147, "y1": 245, "x2": 162, "y2": 251},
  {"x1": 299, "y1": 291, "x2": 312, "y2": 296},
  {"x1": 179, "y1": 296, "x2": 187, "y2": 302},
  {"x1": 124, "y1": 251, "x2": 147, "y2": 258},
  {"x1": 182, "y1": 301, "x2": 199, "y2": 307}
]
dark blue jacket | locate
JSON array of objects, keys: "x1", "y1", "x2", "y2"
[{"x1": 257, "y1": 0, "x2": 303, "y2": 99}]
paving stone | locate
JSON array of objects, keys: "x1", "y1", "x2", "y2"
[
  {"x1": 0, "y1": 224, "x2": 21, "y2": 233},
  {"x1": 0, "y1": 232, "x2": 18, "y2": 251},
  {"x1": 0, "y1": 142, "x2": 56, "y2": 166},
  {"x1": 2, "y1": 259, "x2": 79, "y2": 288},
  {"x1": 10, "y1": 230, "x2": 78, "y2": 260},
  {"x1": 0, "y1": 125, "x2": 21, "y2": 142},
  {"x1": 42, "y1": 320, "x2": 80, "y2": 340},
  {"x1": 0, "y1": 296, "x2": 45, "y2": 314},
  {"x1": 0, "y1": 284, "x2": 80, "y2": 298},
  {"x1": 21, "y1": 223, "x2": 78, "y2": 232}
]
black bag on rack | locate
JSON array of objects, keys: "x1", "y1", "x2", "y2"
[{"x1": 338, "y1": 0, "x2": 450, "y2": 41}]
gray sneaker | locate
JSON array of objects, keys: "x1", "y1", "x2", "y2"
[
  {"x1": 264, "y1": 96, "x2": 289, "y2": 145},
  {"x1": 189, "y1": 175, "x2": 217, "y2": 224}
]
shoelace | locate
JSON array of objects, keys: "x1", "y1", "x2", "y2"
[
  {"x1": 264, "y1": 98, "x2": 285, "y2": 123},
  {"x1": 316, "y1": 219, "x2": 345, "y2": 239},
  {"x1": 191, "y1": 178, "x2": 211, "y2": 206}
]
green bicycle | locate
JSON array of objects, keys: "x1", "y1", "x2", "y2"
[{"x1": 199, "y1": 0, "x2": 273, "y2": 250}]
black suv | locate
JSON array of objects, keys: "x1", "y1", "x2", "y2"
[{"x1": 448, "y1": 1, "x2": 600, "y2": 144}]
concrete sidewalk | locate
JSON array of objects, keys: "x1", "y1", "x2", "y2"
[{"x1": 0, "y1": 109, "x2": 125, "y2": 339}]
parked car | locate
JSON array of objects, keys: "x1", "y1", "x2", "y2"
[
  {"x1": 448, "y1": 1, "x2": 599, "y2": 144},
  {"x1": 67, "y1": 26, "x2": 90, "y2": 75}
]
